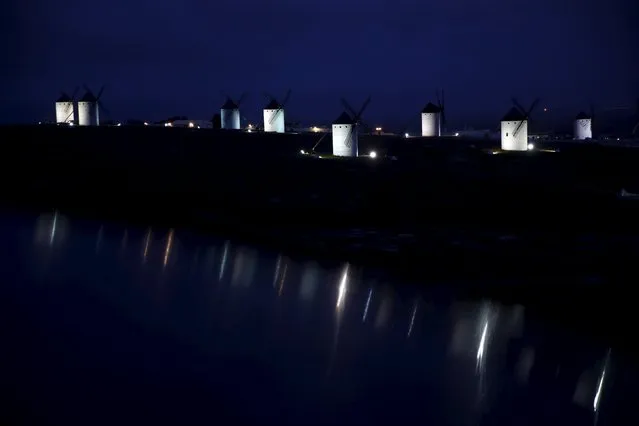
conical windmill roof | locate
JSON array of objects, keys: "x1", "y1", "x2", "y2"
[
  {"x1": 422, "y1": 102, "x2": 442, "y2": 113},
  {"x1": 575, "y1": 111, "x2": 591, "y2": 120},
  {"x1": 264, "y1": 99, "x2": 281, "y2": 109},
  {"x1": 56, "y1": 93, "x2": 72, "y2": 102},
  {"x1": 333, "y1": 112, "x2": 353, "y2": 125},
  {"x1": 501, "y1": 107, "x2": 526, "y2": 121},
  {"x1": 221, "y1": 99, "x2": 238, "y2": 109}
]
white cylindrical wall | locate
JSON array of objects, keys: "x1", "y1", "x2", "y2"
[
  {"x1": 55, "y1": 102, "x2": 74, "y2": 124},
  {"x1": 500, "y1": 120, "x2": 528, "y2": 151},
  {"x1": 332, "y1": 124, "x2": 358, "y2": 157},
  {"x1": 421, "y1": 112, "x2": 441, "y2": 137},
  {"x1": 221, "y1": 108, "x2": 240, "y2": 129},
  {"x1": 77, "y1": 101, "x2": 96, "y2": 126},
  {"x1": 574, "y1": 119, "x2": 592, "y2": 140},
  {"x1": 263, "y1": 109, "x2": 285, "y2": 133}
]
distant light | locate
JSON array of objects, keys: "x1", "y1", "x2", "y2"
[
  {"x1": 165, "y1": 122, "x2": 172, "y2": 127},
  {"x1": 69, "y1": 122, "x2": 74, "y2": 127},
  {"x1": 311, "y1": 126, "x2": 319, "y2": 133},
  {"x1": 144, "y1": 121, "x2": 148, "y2": 126},
  {"x1": 543, "y1": 108, "x2": 548, "y2": 112},
  {"x1": 375, "y1": 127, "x2": 382, "y2": 132},
  {"x1": 528, "y1": 143, "x2": 534, "y2": 150},
  {"x1": 248, "y1": 124, "x2": 253, "y2": 129},
  {"x1": 197, "y1": 125, "x2": 201, "y2": 129},
  {"x1": 247, "y1": 129, "x2": 252, "y2": 133},
  {"x1": 454, "y1": 132, "x2": 459, "y2": 137},
  {"x1": 116, "y1": 122, "x2": 122, "y2": 127},
  {"x1": 370, "y1": 151, "x2": 377, "y2": 158},
  {"x1": 38, "y1": 121, "x2": 42, "y2": 125},
  {"x1": 188, "y1": 122, "x2": 194, "y2": 128},
  {"x1": 300, "y1": 149, "x2": 305, "y2": 154},
  {"x1": 404, "y1": 133, "x2": 409, "y2": 138}
]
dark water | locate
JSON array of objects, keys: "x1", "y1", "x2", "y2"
[{"x1": 1, "y1": 211, "x2": 636, "y2": 425}]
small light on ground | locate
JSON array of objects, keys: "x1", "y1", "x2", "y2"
[
  {"x1": 455, "y1": 132, "x2": 459, "y2": 137},
  {"x1": 144, "y1": 122, "x2": 148, "y2": 126},
  {"x1": 528, "y1": 143, "x2": 534, "y2": 150},
  {"x1": 370, "y1": 151, "x2": 377, "y2": 158},
  {"x1": 300, "y1": 149, "x2": 305, "y2": 154},
  {"x1": 405, "y1": 133, "x2": 409, "y2": 138},
  {"x1": 247, "y1": 129, "x2": 252, "y2": 133}
]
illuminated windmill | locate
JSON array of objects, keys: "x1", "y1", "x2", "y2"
[
  {"x1": 331, "y1": 96, "x2": 371, "y2": 157},
  {"x1": 220, "y1": 92, "x2": 245, "y2": 130},
  {"x1": 77, "y1": 85, "x2": 108, "y2": 126},
  {"x1": 263, "y1": 90, "x2": 291, "y2": 133},
  {"x1": 55, "y1": 88, "x2": 78, "y2": 125},
  {"x1": 501, "y1": 97, "x2": 538, "y2": 151},
  {"x1": 421, "y1": 89, "x2": 446, "y2": 137},
  {"x1": 574, "y1": 107, "x2": 593, "y2": 140}
]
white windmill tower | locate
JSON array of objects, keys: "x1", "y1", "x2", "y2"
[
  {"x1": 331, "y1": 97, "x2": 371, "y2": 157},
  {"x1": 421, "y1": 89, "x2": 446, "y2": 137},
  {"x1": 55, "y1": 88, "x2": 78, "y2": 125},
  {"x1": 573, "y1": 109, "x2": 593, "y2": 140},
  {"x1": 220, "y1": 93, "x2": 245, "y2": 130},
  {"x1": 501, "y1": 98, "x2": 539, "y2": 151},
  {"x1": 77, "y1": 85, "x2": 107, "y2": 126},
  {"x1": 263, "y1": 90, "x2": 291, "y2": 133}
]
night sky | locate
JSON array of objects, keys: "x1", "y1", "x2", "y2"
[{"x1": 4, "y1": 0, "x2": 638, "y2": 129}]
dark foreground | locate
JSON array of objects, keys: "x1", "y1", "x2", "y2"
[
  {"x1": 2, "y1": 211, "x2": 637, "y2": 425},
  {"x1": 2, "y1": 126, "x2": 639, "y2": 344}
]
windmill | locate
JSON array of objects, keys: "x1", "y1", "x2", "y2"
[
  {"x1": 55, "y1": 87, "x2": 78, "y2": 125},
  {"x1": 574, "y1": 104, "x2": 593, "y2": 140},
  {"x1": 78, "y1": 85, "x2": 109, "y2": 126},
  {"x1": 419, "y1": 89, "x2": 446, "y2": 137},
  {"x1": 331, "y1": 96, "x2": 371, "y2": 157},
  {"x1": 263, "y1": 90, "x2": 291, "y2": 133},
  {"x1": 500, "y1": 97, "x2": 539, "y2": 151},
  {"x1": 220, "y1": 92, "x2": 245, "y2": 130}
]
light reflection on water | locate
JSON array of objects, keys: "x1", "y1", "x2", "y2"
[{"x1": 1, "y1": 211, "x2": 636, "y2": 425}]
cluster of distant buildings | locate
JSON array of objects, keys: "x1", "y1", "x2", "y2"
[{"x1": 53, "y1": 90, "x2": 637, "y2": 157}]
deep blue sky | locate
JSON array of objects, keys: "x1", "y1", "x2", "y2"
[{"x1": 3, "y1": 0, "x2": 638, "y2": 129}]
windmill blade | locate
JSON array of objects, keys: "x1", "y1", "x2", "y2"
[
  {"x1": 526, "y1": 98, "x2": 539, "y2": 117},
  {"x1": 71, "y1": 86, "x2": 79, "y2": 100},
  {"x1": 311, "y1": 132, "x2": 328, "y2": 152},
  {"x1": 280, "y1": 89, "x2": 291, "y2": 107},
  {"x1": 354, "y1": 96, "x2": 371, "y2": 120},
  {"x1": 269, "y1": 107, "x2": 283, "y2": 125},
  {"x1": 97, "y1": 100, "x2": 111, "y2": 118},
  {"x1": 237, "y1": 92, "x2": 246, "y2": 106},
  {"x1": 511, "y1": 97, "x2": 526, "y2": 115},
  {"x1": 64, "y1": 109, "x2": 74, "y2": 123},
  {"x1": 96, "y1": 85, "x2": 106, "y2": 100},
  {"x1": 344, "y1": 124, "x2": 355, "y2": 148},
  {"x1": 512, "y1": 118, "x2": 526, "y2": 137},
  {"x1": 341, "y1": 98, "x2": 357, "y2": 117},
  {"x1": 83, "y1": 84, "x2": 93, "y2": 96}
]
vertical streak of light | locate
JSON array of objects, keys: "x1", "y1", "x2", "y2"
[
  {"x1": 594, "y1": 348, "x2": 611, "y2": 419},
  {"x1": 142, "y1": 228, "x2": 152, "y2": 262},
  {"x1": 362, "y1": 288, "x2": 373, "y2": 322},
  {"x1": 407, "y1": 301, "x2": 418, "y2": 338},
  {"x1": 278, "y1": 263, "x2": 288, "y2": 296},
  {"x1": 163, "y1": 229, "x2": 174, "y2": 268},
  {"x1": 477, "y1": 321, "x2": 488, "y2": 365},
  {"x1": 219, "y1": 241, "x2": 229, "y2": 280},
  {"x1": 336, "y1": 264, "x2": 348, "y2": 310},
  {"x1": 49, "y1": 211, "x2": 58, "y2": 246},
  {"x1": 273, "y1": 255, "x2": 282, "y2": 288}
]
